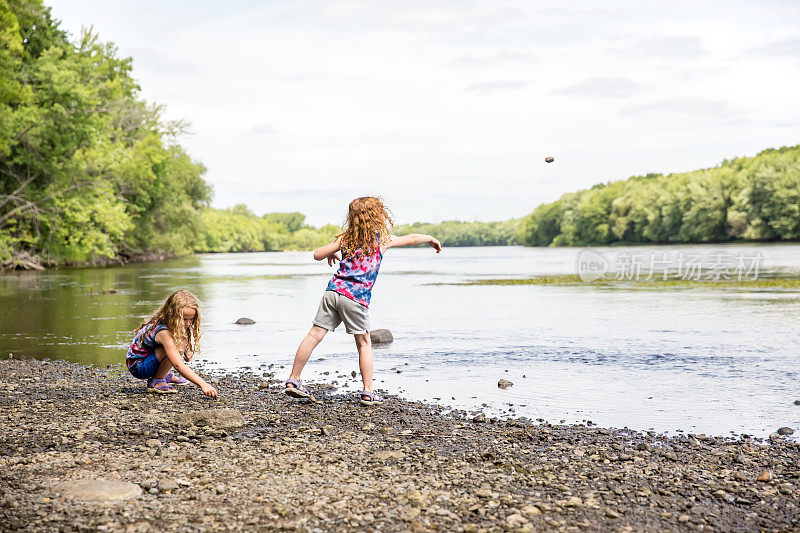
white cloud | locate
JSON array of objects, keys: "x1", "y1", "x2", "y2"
[
  {"x1": 465, "y1": 80, "x2": 529, "y2": 93},
  {"x1": 552, "y1": 77, "x2": 641, "y2": 99},
  {"x1": 48, "y1": 0, "x2": 800, "y2": 225},
  {"x1": 246, "y1": 123, "x2": 279, "y2": 137}
]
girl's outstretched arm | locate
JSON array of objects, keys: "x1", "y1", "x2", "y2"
[
  {"x1": 155, "y1": 330, "x2": 218, "y2": 398},
  {"x1": 384, "y1": 234, "x2": 442, "y2": 253},
  {"x1": 313, "y1": 237, "x2": 342, "y2": 264}
]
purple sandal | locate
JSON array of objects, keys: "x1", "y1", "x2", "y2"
[
  {"x1": 166, "y1": 372, "x2": 190, "y2": 386},
  {"x1": 147, "y1": 378, "x2": 177, "y2": 394},
  {"x1": 284, "y1": 378, "x2": 311, "y2": 399},
  {"x1": 359, "y1": 390, "x2": 385, "y2": 406}
]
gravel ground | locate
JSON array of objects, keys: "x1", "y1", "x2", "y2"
[{"x1": 0, "y1": 358, "x2": 798, "y2": 532}]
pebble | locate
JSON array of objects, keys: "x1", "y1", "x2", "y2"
[
  {"x1": 563, "y1": 496, "x2": 583, "y2": 507},
  {"x1": 56, "y1": 479, "x2": 142, "y2": 502},
  {"x1": 175, "y1": 409, "x2": 245, "y2": 429},
  {"x1": 505, "y1": 513, "x2": 527, "y2": 527},
  {"x1": 757, "y1": 470, "x2": 773, "y2": 482},
  {"x1": 374, "y1": 450, "x2": 405, "y2": 460},
  {"x1": 520, "y1": 504, "x2": 541, "y2": 517},
  {"x1": 497, "y1": 379, "x2": 513, "y2": 390},
  {"x1": 159, "y1": 479, "x2": 179, "y2": 493}
]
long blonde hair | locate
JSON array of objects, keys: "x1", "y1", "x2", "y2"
[
  {"x1": 135, "y1": 290, "x2": 201, "y2": 353},
  {"x1": 337, "y1": 196, "x2": 393, "y2": 257}
]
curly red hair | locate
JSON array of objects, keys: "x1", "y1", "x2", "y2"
[{"x1": 337, "y1": 196, "x2": 393, "y2": 256}]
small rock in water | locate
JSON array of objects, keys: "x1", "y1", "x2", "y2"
[
  {"x1": 57, "y1": 479, "x2": 141, "y2": 502},
  {"x1": 497, "y1": 379, "x2": 513, "y2": 390},
  {"x1": 235, "y1": 317, "x2": 255, "y2": 325},
  {"x1": 757, "y1": 470, "x2": 772, "y2": 482},
  {"x1": 351, "y1": 371, "x2": 357, "y2": 378},
  {"x1": 794, "y1": 400, "x2": 800, "y2": 406},
  {"x1": 370, "y1": 329, "x2": 393, "y2": 344},
  {"x1": 777, "y1": 427, "x2": 794, "y2": 435}
]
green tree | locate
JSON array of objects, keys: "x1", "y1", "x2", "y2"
[
  {"x1": 517, "y1": 145, "x2": 800, "y2": 246},
  {"x1": 1, "y1": 0, "x2": 210, "y2": 264}
]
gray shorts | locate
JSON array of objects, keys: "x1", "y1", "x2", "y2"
[{"x1": 313, "y1": 290, "x2": 371, "y2": 334}]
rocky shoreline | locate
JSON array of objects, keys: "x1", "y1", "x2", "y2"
[{"x1": 0, "y1": 358, "x2": 798, "y2": 532}]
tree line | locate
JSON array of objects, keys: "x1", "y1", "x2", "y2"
[
  {"x1": 0, "y1": 1, "x2": 518, "y2": 269},
  {"x1": 394, "y1": 220, "x2": 519, "y2": 247},
  {"x1": 517, "y1": 145, "x2": 800, "y2": 246}
]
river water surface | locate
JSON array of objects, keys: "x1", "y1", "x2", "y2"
[{"x1": 1, "y1": 244, "x2": 799, "y2": 438}]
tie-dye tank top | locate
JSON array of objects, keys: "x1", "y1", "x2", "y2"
[
  {"x1": 125, "y1": 323, "x2": 169, "y2": 364},
  {"x1": 326, "y1": 237, "x2": 383, "y2": 308}
]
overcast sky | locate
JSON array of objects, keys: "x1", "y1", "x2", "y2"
[{"x1": 49, "y1": 0, "x2": 800, "y2": 226}]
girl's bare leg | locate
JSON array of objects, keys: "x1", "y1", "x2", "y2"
[
  {"x1": 288, "y1": 326, "x2": 328, "y2": 382},
  {"x1": 354, "y1": 333, "x2": 373, "y2": 392},
  {"x1": 153, "y1": 345, "x2": 174, "y2": 379}
]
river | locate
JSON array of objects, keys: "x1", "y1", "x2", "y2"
[{"x1": 1, "y1": 243, "x2": 799, "y2": 438}]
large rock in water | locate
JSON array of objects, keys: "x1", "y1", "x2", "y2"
[
  {"x1": 235, "y1": 317, "x2": 255, "y2": 325},
  {"x1": 498, "y1": 379, "x2": 513, "y2": 389},
  {"x1": 777, "y1": 427, "x2": 795, "y2": 435},
  {"x1": 176, "y1": 409, "x2": 245, "y2": 429},
  {"x1": 370, "y1": 329, "x2": 393, "y2": 344},
  {"x1": 56, "y1": 478, "x2": 141, "y2": 502}
]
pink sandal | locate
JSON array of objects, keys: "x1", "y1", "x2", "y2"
[
  {"x1": 284, "y1": 378, "x2": 311, "y2": 399},
  {"x1": 147, "y1": 378, "x2": 177, "y2": 394},
  {"x1": 166, "y1": 372, "x2": 190, "y2": 386}
]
